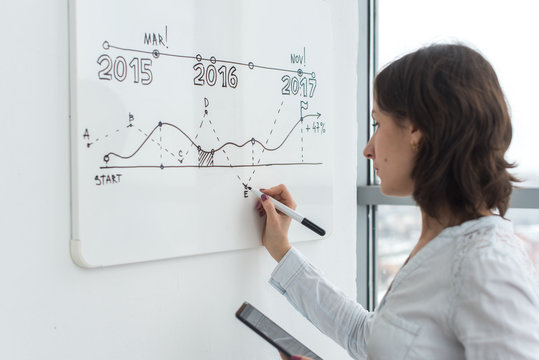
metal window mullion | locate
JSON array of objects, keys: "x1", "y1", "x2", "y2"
[
  {"x1": 366, "y1": 204, "x2": 376, "y2": 310},
  {"x1": 358, "y1": 185, "x2": 539, "y2": 209},
  {"x1": 356, "y1": 0, "x2": 374, "y2": 308},
  {"x1": 365, "y1": 0, "x2": 378, "y2": 311}
]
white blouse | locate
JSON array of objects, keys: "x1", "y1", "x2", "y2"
[{"x1": 270, "y1": 216, "x2": 539, "y2": 359}]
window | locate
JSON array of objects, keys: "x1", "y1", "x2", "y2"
[
  {"x1": 358, "y1": 0, "x2": 539, "y2": 308},
  {"x1": 377, "y1": 0, "x2": 539, "y2": 186},
  {"x1": 375, "y1": 205, "x2": 419, "y2": 304}
]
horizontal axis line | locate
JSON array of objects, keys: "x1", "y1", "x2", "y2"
[{"x1": 100, "y1": 162, "x2": 323, "y2": 169}]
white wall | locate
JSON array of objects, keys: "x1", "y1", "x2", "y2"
[{"x1": 0, "y1": 1, "x2": 359, "y2": 359}]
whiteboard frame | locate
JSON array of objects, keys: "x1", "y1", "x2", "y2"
[{"x1": 67, "y1": 0, "x2": 334, "y2": 268}]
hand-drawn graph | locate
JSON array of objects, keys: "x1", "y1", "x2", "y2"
[
  {"x1": 97, "y1": 99, "x2": 322, "y2": 169},
  {"x1": 70, "y1": 0, "x2": 334, "y2": 267}
]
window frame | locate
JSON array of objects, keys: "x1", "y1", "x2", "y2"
[
  {"x1": 357, "y1": 0, "x2": 539, "y2": 310},
  {"x1": 356, "y1": 0, "x2": 375, "y2": 309}
]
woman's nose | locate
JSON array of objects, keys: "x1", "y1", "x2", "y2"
[{"x1": 363, "y1": 137, "x2": 375, "y2": 159}]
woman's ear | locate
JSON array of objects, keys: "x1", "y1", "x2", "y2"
[
  {"x1": 409, "y1": 123, "x2": 423, "y2": 153},
  {"x1": 409, "y1": 123, "x2": 422, "y2": 145}
]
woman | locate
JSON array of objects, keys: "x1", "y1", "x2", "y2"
[{"x1": 256, "y1": 44, "x2": 539, "y2": 359}]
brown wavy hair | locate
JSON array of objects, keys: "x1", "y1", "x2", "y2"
[{"x1": 374, "y1": 43, "x2": 518, "y2": 220}]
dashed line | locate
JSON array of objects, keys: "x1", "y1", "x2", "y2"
[
  {"x1": 137, "y1": 128, "x2": 149, "y2": 137},
  {"x1": 184, "y1": 119, "x2": 206, "y2": 159},
  {"x1": 136, "y1": 126, "x2": 182, "y2": 164},
  {"x1": 301, "y1": 127, "x2": 304, "y2": 162},
  {"x1": 160, "y1": 126, "x2": 163, "y2": 160},
  {"x1": 247, "y1": 100, "x2": 285, "y2": 183},
  {"x1": 93, "y1": 128, "x2": 122, "y2": 144},
  {"x1": 222, "y1": 149, "x2": 231, "y2": 162},
  {"x1": 207, "y1": 117, "x2": 241, "y2": 181}
]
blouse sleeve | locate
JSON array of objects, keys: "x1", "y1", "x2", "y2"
[
  {"x1": 452, "y1": 244, "x2": 539, "y2": 359},
  {"x1": 270, "y1": 247, "x2": 373, "y2": 360}
]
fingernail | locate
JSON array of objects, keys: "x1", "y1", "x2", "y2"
[
  {"x1": 290, "y1": 356, "x2": 303, "y2": 360},
  {"x1": 259, "y1": 211, "x2": 264, "y2": 217},
  {"x1": 261, "y1": 194, "x2": 268, "y2": 201},
  {"x1": 260, "y1": 188, "x2": 266, "y2": 191}
]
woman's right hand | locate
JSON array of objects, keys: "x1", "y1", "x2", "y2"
[{"x1": 256, "y1": 184, "x2": 296, "y2": 262}]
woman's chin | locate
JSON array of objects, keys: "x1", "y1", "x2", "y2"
[{"x1": 380, "y1": 183, "x2": 413, "y2": 197}]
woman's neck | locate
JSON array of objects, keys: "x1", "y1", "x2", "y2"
[
  {"x1": 407, "y1": 211, "x2": 449, "y2": 260},
  {"x1": 408, "y1": 207, "x2": 492, "y2": 260}
]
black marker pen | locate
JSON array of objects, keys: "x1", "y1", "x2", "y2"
[{"x1": 249, "y1": 187, "x2": 326, "y2": 236}]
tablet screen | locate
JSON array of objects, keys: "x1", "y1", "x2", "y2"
[{"x1": 236, "y1": 302, "x2": 323, "y2": 360}]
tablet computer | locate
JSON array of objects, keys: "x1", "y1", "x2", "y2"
[{"x1": 236, "y1": 302, "x2": 323, "y2": 360}]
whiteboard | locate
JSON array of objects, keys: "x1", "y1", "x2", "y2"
[{"x1": 69, "y1": 0, "x2": 334, "y2": 268}]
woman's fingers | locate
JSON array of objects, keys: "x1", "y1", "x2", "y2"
[
  {"x1": 261, "y1": 184, "x2": 297, "y2": 210},
  {"x1": 259, "y1": 192, "x2": 278, "y2": 222},
  {"x1": 255, "y1": 198, "x2": 269, "y2": 217}
]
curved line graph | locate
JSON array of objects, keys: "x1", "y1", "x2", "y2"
[{"x1": 103, "y1": 115, "x2": 321, "y2": 168}]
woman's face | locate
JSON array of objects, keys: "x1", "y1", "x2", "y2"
[{"x1": 363, "y1": 101, "x2": 422, "y2": 196}]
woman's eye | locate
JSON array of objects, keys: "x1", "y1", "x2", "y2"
[{"x1": 372, "y1": 121, "x2": 379, "y2": 129}]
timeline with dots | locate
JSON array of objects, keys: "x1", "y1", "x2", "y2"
[{"x1": 69, "y1": 0, "x2": 334, "y2": 267}]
